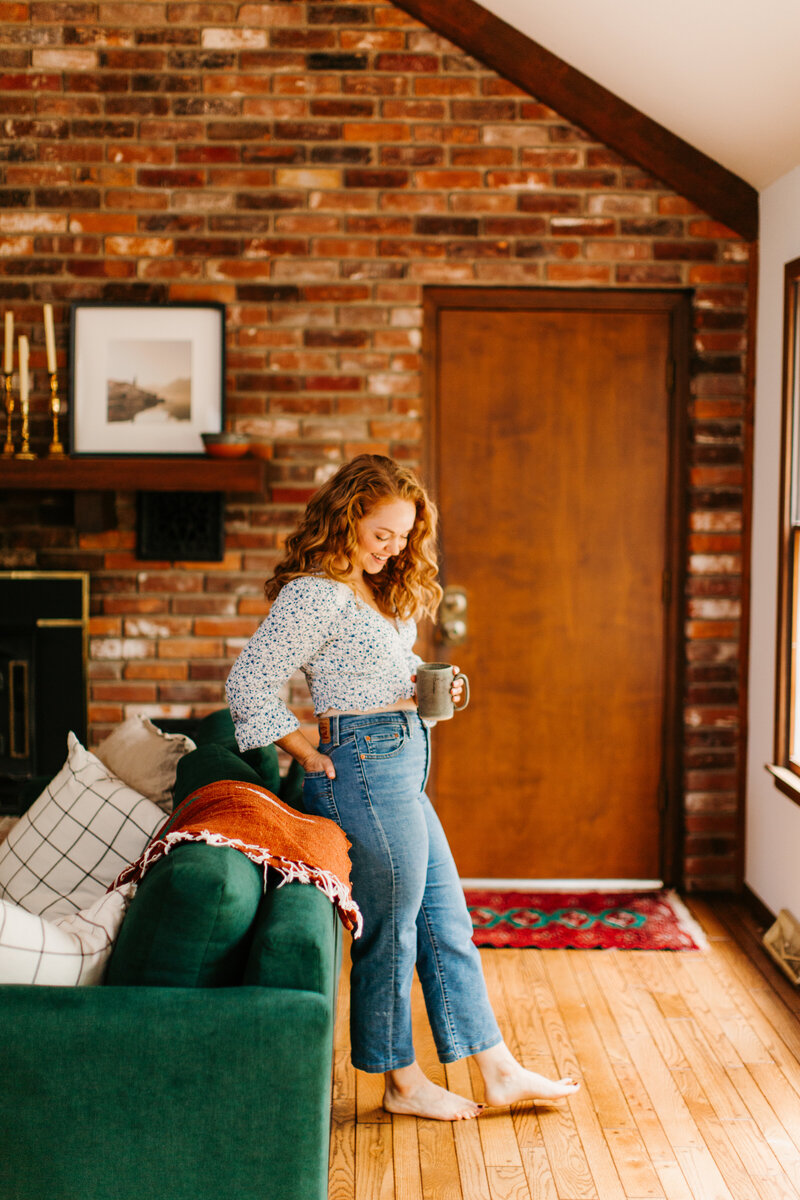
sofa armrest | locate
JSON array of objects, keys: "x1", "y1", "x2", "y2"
[
  {"x1": 0, "y1": 983, "x2": 336, "y2": 1200},
  {"x1": 243, "y1": 878, "x2": 342, "y2": 994}
]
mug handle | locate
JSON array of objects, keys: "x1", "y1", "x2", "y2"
[{"x1": 452, "y1": 672, "x2": 470, "y2": 711}]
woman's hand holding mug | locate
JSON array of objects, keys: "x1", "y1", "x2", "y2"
[{"x1": 413, "y1": 662, "x2": 470, "y2": 720}]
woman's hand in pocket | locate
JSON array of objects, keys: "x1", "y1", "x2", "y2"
[{"x1": 301, "y1": 749, "x2": 336, "y2": 779}]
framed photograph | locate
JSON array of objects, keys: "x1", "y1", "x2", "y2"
[{"x1": 69, "y1": 301, "x2": 225, "y2": 455}]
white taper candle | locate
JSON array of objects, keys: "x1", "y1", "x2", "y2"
[
  {"x1": 19, "y1": 335, "x2": 29, "y2": 407},
  {"x1": 43, "y1": 304, "x2": 56, "y2": 374},
  {"x1": 4, "y1": 311, "x2": 13, "y2": 375}
]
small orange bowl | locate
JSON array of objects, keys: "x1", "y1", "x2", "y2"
[
  {"x1": 248, "y1": 440, "x2": 273, "y2": 460},
  {"x1": 201, "y1": 432, "x2": 250, "y2": 458}
]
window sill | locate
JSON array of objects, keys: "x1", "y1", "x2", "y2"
[{"x1": 766, "y1": 763, "x2": 800, "y2": 806}]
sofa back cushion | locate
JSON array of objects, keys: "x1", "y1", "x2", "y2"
[
  {"x1": 105, "y1": 842, "x2": 263, "y2": 988},
  {"x1": 192, "y1": 709, "x2": 282, "y2": 796}
]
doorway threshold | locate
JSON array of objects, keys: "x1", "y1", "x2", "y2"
[{"x1": 460, "y1": 878, "x2": 664, "y2": 891}]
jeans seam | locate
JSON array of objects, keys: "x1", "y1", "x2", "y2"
[
  {"x1": 418, "y1": 898, "x2": 461, "y2": 1060},
  {"x1": 355, "y1": 750, "x2": 399, "y2": 1065}
]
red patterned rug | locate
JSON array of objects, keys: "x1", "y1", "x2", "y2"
[{"x1": 465, "y1": 888, "x2": 708, "y2": 951}]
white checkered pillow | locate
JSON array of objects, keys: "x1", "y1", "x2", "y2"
[
  {"x1": 0, "y1": 733, "x2": 164, "y2": 920},
  {"x1": 0, "y1": 887, "x2": 132, "y2": 986}
]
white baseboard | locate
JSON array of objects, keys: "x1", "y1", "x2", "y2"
[{"x1": 459, "y1": 878, "x2": 664, "y2": 891}]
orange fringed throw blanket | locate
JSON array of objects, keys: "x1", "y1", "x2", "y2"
[{"x1": 111, "y1": 779, "x2": 362, "y2": 936}]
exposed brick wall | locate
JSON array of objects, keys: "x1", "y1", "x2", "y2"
[{"x1": 0, "y1": 1, "x2": 750, "y2": 889}]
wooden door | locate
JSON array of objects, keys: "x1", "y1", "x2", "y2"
[{"x1": 424, "y1": 289, "x2": 686, "y2": 882}]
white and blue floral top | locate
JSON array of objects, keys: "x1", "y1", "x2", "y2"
[{"x1": 226, "y1": 574, "x2": 423, "y2": 749}]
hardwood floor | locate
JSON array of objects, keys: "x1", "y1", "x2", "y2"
[{"x1": 329, "y1": 897, "x2": 800, "y2": 1200}]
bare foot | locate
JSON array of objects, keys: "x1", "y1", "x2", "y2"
[
  {"x1": 474, "y1": 1043, "x2": 580, "y2": 1107},
  {"x1": 383, "y1": 1062, "x2": 484, "y2": 1121},
  {"x1": 482, "y1": 1065, "x2": 580, "y2": 1107}
]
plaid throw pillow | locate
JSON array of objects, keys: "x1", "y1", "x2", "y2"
[
  {"x1": 0, "y1": 887, "x2": 132, "y2": 986},
  {"x1": 0, "y1": 733, "x2": 164, "y2": 920}
]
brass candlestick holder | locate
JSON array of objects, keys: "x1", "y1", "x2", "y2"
[
  {"x1": 48, "y1": 370, "x2": 65, "y2": 458},
  {"x1": 2, "y1": 372, "x2": 13, "y2": 457},
  {"x1": 16, "y1": 388, "x2": 35, "y2": 459}
]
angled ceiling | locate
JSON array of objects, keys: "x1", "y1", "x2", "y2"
[
  {"x1": 475, "y1": 0, "x2": 800, "y2": 192},
  {"x1": 394, "y1": 0, "x2": 758, "y2": 238}
]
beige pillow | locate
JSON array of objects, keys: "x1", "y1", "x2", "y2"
[{"x1": 95, "y1": 715, "x2": 196, "y2": 814}]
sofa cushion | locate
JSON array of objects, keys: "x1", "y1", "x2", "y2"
[
  {"x1": 104, "y1": 842, "x2": 263, "y2": 988},
  {"x1": 95, "y1": 714, "x2": 196, "y2": 814},
  {"x1": 0, "y1": 734, "x2": 165, "y2": 920},
  {"x1": 193, "y1": 708, "x2": 282, "y2": 796},
  {"x1": 172, "y1": 742, "x2": 264, "y2": 810},
  {"x1": 243, "y1": 880, "x2": 338, "y2": 995},
  {"x1": 0, "y1": 888, "x2": 131, "y2": 986}
]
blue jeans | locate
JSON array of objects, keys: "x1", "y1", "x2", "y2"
[{"x1": 302, "y1": 710, "x2": 501, "y2": 1073}]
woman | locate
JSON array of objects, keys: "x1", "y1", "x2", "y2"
[{"x1": 226, "y1": 454, "x2": 579, "y2": 1121}]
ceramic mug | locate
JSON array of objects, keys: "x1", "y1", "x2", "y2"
[{"x1": 415, "y1": 662, "x2": 470, "y2": 720}]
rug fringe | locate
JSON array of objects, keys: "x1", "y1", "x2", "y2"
[{"x1": 663, "y1": 889, "x2": 709, "y2": 951}]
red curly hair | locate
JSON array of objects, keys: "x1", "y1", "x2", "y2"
[{"x1": 266, "y1": 454, "x2": 442, "y2": 620}]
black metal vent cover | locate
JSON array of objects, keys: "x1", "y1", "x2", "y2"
[{"x1": 137, "y1": 491, "x2": 224, "y2": 562}]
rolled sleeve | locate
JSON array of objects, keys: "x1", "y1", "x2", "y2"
[{"x1": 226, "y1": 577, "x2": 344, "y2": 750}]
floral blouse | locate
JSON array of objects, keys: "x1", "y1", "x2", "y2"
[{"x1": 226, "y1": 574, "x2": 423, "y2": 749}]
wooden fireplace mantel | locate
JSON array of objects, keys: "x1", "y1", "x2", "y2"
[{"x1": 0, "y1": 455, "x2": 266, "y2": 493}]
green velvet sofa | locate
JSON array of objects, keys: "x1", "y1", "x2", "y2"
[{"x1": 0, "y1": 712, "x2": 342, "y2": 1200}]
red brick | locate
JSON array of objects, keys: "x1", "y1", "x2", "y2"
[
  {"x1": 158, "y1": 638, "x2": 224, "y2": 659},
  {"x1": 545, "y1": 263, "x2": 611, "y2": 283},
  {"x1": 374, "y1": 53, "x2": 438, "y2": 72}
]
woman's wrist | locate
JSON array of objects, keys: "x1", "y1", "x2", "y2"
[{"x1": 276, "y1": 730, "x2": 317, "y2": 768}]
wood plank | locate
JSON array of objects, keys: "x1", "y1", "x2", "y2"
[
  {"x1": 485, "y1": 1165, "x2": 532, "y2": 1200},
  {"x1": 491, "y1": 953, "x2": 564, "y2": 1199},
  {"x1": 417, "y1": 1120, "x2": 462, "y2": 1200},
  {"x1": 667, "y1": 950, "x2": 771, "y2": 1068},
  {"x1": 587, "y1": 953, "x2": 736, "y2": 1200},
  {"x1": 392, "y1": 1116, "x2": 424, "y2": 1200},
  {"x1": 389, "y1": 0, "x2": 758, "y2": 241},
  {"x1": 446, "y1": 1057, "x2": 493, "y2": 1199},
  {"x1": 355, "y1": 1122, "x2": 394, "y2": 1200},
  {"x1": 682, "y1": 897, "x2": 735, "y2": 943},
  {"x1": 517, "y1": 953, "x2": 598, "y2": 1199},
  {"x1": 477, "y1": 954, "x2": 528, "y2": 1169},
  {"x1": 329, "y1": 1116, "x2": 357, "y2": 1200},
  {"x1": 544, "y1": 952, "x2": 658, "y2": 1198},
  {"x1": 356, "y1": 1068, "x2": 391, "y2": 1125},
  {"x1": 544, "y1": 950, "x2": 636, "y2": 1127},
  {"x1": 715, "y1": 899, "x2": 800, "y2": 1015},
  {"x1": 330, "y1": 951, "x2": 357, "y2": 1200},
  {"x1": 748, "y1": 1062, "x2": 800, "y2": 1159},
  {"x1": 627, "y1": 955, "x2": 797, "y2": 1200},
  {"x1": 572, "y1": 953, "x2": 696, "y2": 1200}
]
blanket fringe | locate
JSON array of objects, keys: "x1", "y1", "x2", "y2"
[{"x1": 112, "y1": 828, "x2": 363, "y2": 937}]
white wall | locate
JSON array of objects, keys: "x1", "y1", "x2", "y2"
[{"x1": 746, "y1": 165, "x2": 800, "y2": 915}]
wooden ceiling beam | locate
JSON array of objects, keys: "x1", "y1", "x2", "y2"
[{"x1": 391, "y1": 0, "x2": 759, "y2": 242}]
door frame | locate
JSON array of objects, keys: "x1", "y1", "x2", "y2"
[{"x1": 422, "y1": 286, "x2": 691, "y2": 887}]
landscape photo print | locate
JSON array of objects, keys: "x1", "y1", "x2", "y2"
[{"x1": 70, "y1": 302, "x2": 224, "y2": 454}]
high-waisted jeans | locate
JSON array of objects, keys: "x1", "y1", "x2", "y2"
[{"x1": 302, "y1": 709, "x2": 501, "y2": 1073}]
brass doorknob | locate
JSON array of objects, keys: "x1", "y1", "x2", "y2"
[{"x1": 440, "y1": 586, "x2": 468, "y2": 645}]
